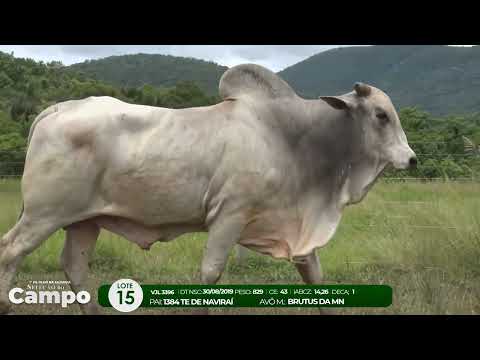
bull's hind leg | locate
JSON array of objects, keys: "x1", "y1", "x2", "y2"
[
  {"x1": 61, "y1": 220, "x2": 100, "y2": 315},
  {"x1": 0, "y1": 216, "x2": 59, "y2": 314}
]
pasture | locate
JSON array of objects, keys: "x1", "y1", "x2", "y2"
[{"x1": 1, "y1": 179, "x2": 479, "y2": 315}]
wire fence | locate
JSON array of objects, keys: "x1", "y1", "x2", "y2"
[{"x1": 0, "y1": 175, "x2": 21, "y2": 179}]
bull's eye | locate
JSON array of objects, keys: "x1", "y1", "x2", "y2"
[{"x1": 376, "y1": 112, "x2": 389, "y2": 125}]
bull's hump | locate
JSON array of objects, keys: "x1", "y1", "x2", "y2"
[{"x1": 219, "y1": 64, "x2": 297, "y2": 101}]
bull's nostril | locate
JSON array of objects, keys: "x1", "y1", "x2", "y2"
[{"x1": 409, "y1": 157, "x2": 418, "y2": 167}]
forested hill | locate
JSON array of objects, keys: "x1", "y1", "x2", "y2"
[
  {"x1": 68, "y1": 54, "x2": 228, "y2": 95},
  {"x1": 279, "y1": 45, "x2": 480, "y2": 116}
]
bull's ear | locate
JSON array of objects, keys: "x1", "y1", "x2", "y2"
[{"x1": 319, "y1": 96, "x2": 350, "y2": 110}]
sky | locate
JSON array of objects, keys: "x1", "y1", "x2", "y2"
[{"x1": 0, "y1": 45, "x2": 475, "y2": 72}]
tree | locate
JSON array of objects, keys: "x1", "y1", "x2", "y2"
[
  {"x1": 0, "y1": 72, "x2": 13, "y2": 87},
  {"x1": 10, "y1": 96, "x2": 37, "y2": 122}
]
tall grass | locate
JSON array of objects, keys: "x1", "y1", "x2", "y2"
[{"x1": 1, "y1": 178, "x2": 479, "y2": 314}]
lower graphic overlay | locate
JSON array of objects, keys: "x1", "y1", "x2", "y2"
[{"x1": 99, "y1": 280, "x2": 392, "y2": 312}]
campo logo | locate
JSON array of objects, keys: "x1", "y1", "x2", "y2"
[{"x1": 8, "y1": 280, "x2": 91, "y2": 308}]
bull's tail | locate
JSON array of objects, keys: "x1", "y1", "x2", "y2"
[{"x1": 17, "y1": 104, "x2": 61, "y2": 222}]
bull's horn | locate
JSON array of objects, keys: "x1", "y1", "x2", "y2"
[{"x1": 354, "y1": 82, "x2": 371, "y2": 97}]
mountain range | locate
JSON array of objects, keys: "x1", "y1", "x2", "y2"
[{"x1": 69, "y1": 54, "x2": 227, "y2": 96}]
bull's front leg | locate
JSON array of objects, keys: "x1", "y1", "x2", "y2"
[
  {"x1": 192, "y1": 214, "x2": 244, "y2": 316},
  {"x1": 294, "y1": 251, "x2": 336, "y2": 315},
  {"x1": 295, "y1": 251, "x2": 323, "y2": 283}
]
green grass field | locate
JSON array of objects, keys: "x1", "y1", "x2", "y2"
[{"x1": 1, "y1": 179, "x2": 479, "y2": 315}]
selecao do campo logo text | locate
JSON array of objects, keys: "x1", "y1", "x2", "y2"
[{"x1": 8, "y1": 280, "x2": 91, "y2": 308}]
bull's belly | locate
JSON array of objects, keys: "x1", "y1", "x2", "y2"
[
  {"x1": 84, "y1": 168, "x2": 209, "y2": 250},
  {"x1": 85, "y1": 215, "x2": 204, "y2": 250},
  {"x1": 96, "y1": 165, "x2": 210, "y2": 226}
]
